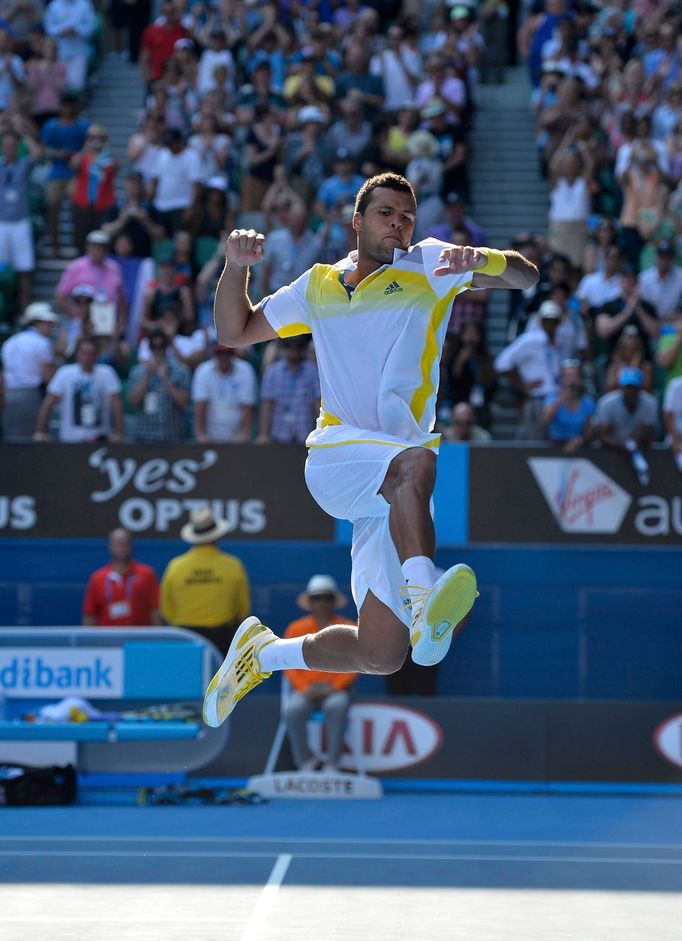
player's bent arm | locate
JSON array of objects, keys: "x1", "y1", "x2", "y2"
[
  {"x1": 470, "y1": 250, "x2": 539, "y2": 290},
  {"x1": 214, "y1": 230, "x2": 279, "y2": 347}
]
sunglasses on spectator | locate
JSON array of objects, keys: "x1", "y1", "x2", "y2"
[
  {"x1": 74, "y1": 297, "x2": 91, "y2": 304},
  {"x1": 150, "y1": 342, "x2": 166, "y2": 351},
  {"x1": 309, "y1": 593, "x2": 335, "y2": 603},
  {"x1": 453, "y1": 419, "x2": 474, "y2": 427}
]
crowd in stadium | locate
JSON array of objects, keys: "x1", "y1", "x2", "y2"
[{"x1": 0, "y1": 0, "x2": 680, "y2": 468}]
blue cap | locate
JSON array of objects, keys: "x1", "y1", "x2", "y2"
[{"x1": 619, "y1": 366, "x2": 643, "y2": 388}]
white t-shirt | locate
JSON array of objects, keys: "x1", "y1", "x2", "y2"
[
  {"x1": 370, "y1": 46, "x2": 420, "y2": 111},
  {"x1": 152, "y1": 147, "x2": 203, "y2": 212},
  {"x1": 261, "y1": 238, "x2": 472, "y2": 446},
  {"x1": 191, "y1": 357, "x2": 257, "y2": 441},
  {"x1": 663, "y1": 375, "x2": 682, "y2": 437},
  {"x1": 1, "y1": 327, "x2": 54, "y2": 389},
  {"x1": 47, "y1": 362, "x2": 120, "y2": 442},
  {"x1": 549, "y1": 177, "x2": 590, "y2": 222},
  {"x1": 197, "y1": 48, "x2": 235, "y2": 96},
  {"x1": 131, "y1": 139, "x2": 163, "y2": 183},
  {"x1": 494, "y1": 327, "x2": 560, "y2": 398},
  {"x1": 576, "y1": 271, "x2": 623, "y2": 308}
]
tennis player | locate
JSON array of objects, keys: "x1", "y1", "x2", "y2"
[{"x1": 203, "y1": 172, "x2": 538, "y2": 727}]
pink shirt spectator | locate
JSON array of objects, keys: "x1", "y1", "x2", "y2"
[
  {"x1": 56, "y1": 256, "x2": 125, "y2": 305},
  {"x1": 415, "y1": 77, "x2": 466, "y2": 119},
  {"x1": 26, "y1": 59, "x2": 68, "y2": 118}
]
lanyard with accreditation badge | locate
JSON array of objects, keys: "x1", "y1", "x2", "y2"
[{"x1": 105, "y1": 570, "x2": 136, "y2": 620}]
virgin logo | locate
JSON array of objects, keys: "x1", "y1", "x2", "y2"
[
  {"x1": 654, "y1": 713, "x2": 682, "y2": 769},
  {"x1": 555, "y1": 468, "x2": 615, "y2": 526},
  {"x1": 528, "y1": 458, "x2": 632, "y2": 534},
  {"x1": 309, "y1": 703, "x2": 442, "y2": 772}
]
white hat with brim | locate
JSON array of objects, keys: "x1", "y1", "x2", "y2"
[
  {"x1": 86, "y1": 230, "x2": 110, "y2": 245},
  {"x1": 180, "y1": 506, "x2": 230, "y2": 545},
  {"x1": 296, "y1": 574, "x2": 348, "y2": 611},
  {"x1": 21, "y1": 302, "x2": 60, "y2": 325},
  {"x1": 538, "y1": 300, "x2": 563, "y2": 319}
]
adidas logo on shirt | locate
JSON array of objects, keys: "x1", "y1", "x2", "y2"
[{"x1": 384, "y1": 280, "x2": 403, "y2": 295}]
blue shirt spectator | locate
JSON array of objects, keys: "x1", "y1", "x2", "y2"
[{"x1": 259, "y1": 337, "x2": 320, "y2": 444}]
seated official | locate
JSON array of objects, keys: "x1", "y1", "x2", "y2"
[{"x1": 283, "y1": 575, "x2": 357, "y2": 773}]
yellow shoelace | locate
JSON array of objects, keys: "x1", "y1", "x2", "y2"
[{"x1": 399, "y1": 584, "x2": 432, "y2": 610}]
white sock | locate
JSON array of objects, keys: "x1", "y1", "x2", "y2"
[
  {"x1": 401, "y1": 555, "x2": 436, "y2": 590},
  {"x1": 258, "y1": 635, "x2": 308, "y2": 672}
]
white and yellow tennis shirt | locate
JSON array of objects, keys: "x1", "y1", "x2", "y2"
[{"x1": 260, "y1": 238, "x2": 472, "y2": 448}]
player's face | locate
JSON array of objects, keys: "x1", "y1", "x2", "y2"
[{"x1": 354, "y1": 188, "x2": 416, "y2": 266}]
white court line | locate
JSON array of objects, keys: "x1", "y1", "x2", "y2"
[
  {"x1": 1, "y1": 850, "x2": 681, "y2": 865},
  {"x1": 239, "y1": 853, "x2": 291, "y2": 941},
  {"x1": 5, "y1": 836, "x2": 682, "y2": 850}
]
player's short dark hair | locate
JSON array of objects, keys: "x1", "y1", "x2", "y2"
[{"x1": 354, "y1": 173, "x2": 416, "y2": 216}]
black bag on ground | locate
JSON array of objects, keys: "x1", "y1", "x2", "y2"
[{"x1": 0, "y1": 764, "x2": 77, "y2": 806}]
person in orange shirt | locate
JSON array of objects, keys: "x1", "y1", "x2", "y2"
[{"x1": 284, "y1": 575, "x2": 357, "y2": 773}]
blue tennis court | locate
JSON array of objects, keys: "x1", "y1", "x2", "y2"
[{"x1": 2, "y1": 791, "x2": 681, "y2": 940}]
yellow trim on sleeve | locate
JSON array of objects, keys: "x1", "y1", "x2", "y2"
[{"x1": 277, "y1": 322, "x2": 312, "y2": 338}]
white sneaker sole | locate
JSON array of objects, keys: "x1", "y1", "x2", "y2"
[
  {"x1": 202, "y1": 616, "x2": 263, "y2": 728},
  {"x1": 410, "y1": 563, "x2": 478, "y2": 667}
]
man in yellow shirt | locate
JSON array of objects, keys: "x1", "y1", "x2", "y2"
[{"x1": 160, "y1": 507, "x2": 251, "y2": 655}]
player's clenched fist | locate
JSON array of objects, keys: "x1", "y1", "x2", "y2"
[
  {"x1": 433, "y1": 245, "x2": 486, "y2": 277},
  {"x1": 225, "y1": 229, "x2": 266, "y2": 267}
]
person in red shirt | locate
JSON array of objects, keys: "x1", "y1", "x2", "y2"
[
  {"x1": 139, "y1": 1, "x2": 188, "y2": 86},
  {"x1": 82, "y1": 528, "x2": 161, "y2": 627},
  {"x1": 283, "y1": 575, "x2": 357, "y2": 773}
]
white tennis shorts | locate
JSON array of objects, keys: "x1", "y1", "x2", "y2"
[
  {"x1": 0, "y1": 218, "x2": 35, "y2": 272},
  {"x1": 305, "y1": 425, "x2": 438, "y2": 626}
]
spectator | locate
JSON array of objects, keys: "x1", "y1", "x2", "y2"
[
  {"x1": 82, "y1": 528, "x2": 161, "y2": 627},
  {"x1": 427, "y1": 192, "x2": 487, "y2": 246},
  {"x1": 139, "y1": 0, "x2": 187, "y2": 87},
  {"x1": 494, "y1": 300, "x2": 562, "y2": 440},
  {"x1": 404, "y1": 130, "x2": 444, "y2": 241},
  {"x1": 576, "y1": 244, "x2": 625, "y2": 320},
  {"x1": 663, "y1": 374, "x2": 682, "y2": 472},
  {"x1": 415, "y1": 53, "x2": 466, "y2": 124},
  {"x1": 192, "y1": 344, "x2": 257, "y2": 443},
  {"x1": 284, "y1": 105, "x2": 329, "y2": 203},
  {"x1": 258, "y1": 336, "x2": 320, "y2": 444},
  {"x1": 187, "y1": 115, "x2": 230, "y2": 184},
  {"x1": 159, "y1": 506, "x2": 251, "y2": 656},
  {"x1": 0, "y1": 26, "x2": 26, "y2": 111},
  {"x1": 324, "y1": 97, "x2": 372, "y2": 165},
  {"x1": 127, "y1": 327, "x2": 190, "y2": 442},
  {"x1": 604, "y1": 328, "x2": 655, "y2": 394},
  {"x1": 583, "y1": 218, "x2": 620, "y2": 275},
  {"x1": 638, "y1": 240, "x2": 682, "y2": 320},
  {"x1": 44, "y1": 0, "x2": 96, "y2": 93},
  {"x1": 127, "y1": 112, "x2": 165, "y2": 185},
  {"x1": 150, "y1": 128, "x2": 203, "y2": 235},
  {"x1": 421, "y1": 98, "x2": 468, "y2": 201},
  {"x1": 55, "y1": 230, "x2": 127, "y2": 332},
  {"x1": 261, "y1": 202, "x2": 324, "y2": 295},
  {"x1": 70, "y1": 124, "x2": 119, "y2": 253},
  {"x1": 26, "y1": 38, "x2": 68, "y2": 127},
  {"x1": 140, "y1": 254, "x2": 194, "y2": 331},
  {"x1": 33, "y1": 336, "x2": 123, "y2": 443},
  {"x1": 595, "y1": 267, "x2": 659, "y2": 360},
  {"x1": 54, "y1": 284, "x2": 130, "y2": 373},
  {"x1": 241, "y1": 103, "x2": 282, "y2": 213},
  {"x1": 656, "y1": 311, "x2": 682, "y2": 389},
  {"x1": 335, "y1": 42, "x2": 384, "y2": 121},
  {"x1": 283, "y1": 575, "x2": 357, "y2": 773},
  {"x1": 0, "y1": 302, "x2": 58, "y2": 442},
  {"x1": 547, "y1": 143, "x2": 593, "y2": 271},
  {"x1": 192, "y1": 177, "x2": 233, "y2": 239},
  {"x1": 40, "y1": 93, "x2": 89, "y2": 258},
  {"x1": 102, "y1": 171, "x2": 166, "y2": 260},
  {"x1": 0, "y1": 123, "x2": 41, "y2": 315},
  {"x1": 542, "y1": 360, "x2": 595, "y2": 453},
  {"x1": 443, "y1": 402, "x2": 493, "y2": 442},
  {"x1": 110, "y1": 0, "x2": 151, "y2": 65},
  {"x1": 597, "y1": 366, "x2": 658, "y2": 485},
  {"x1": 315, "y1": 149, "x2": 365, "y2": 218},
  {"x1": 370, "y1": 24, "x2": 421, "y2": 113},
  {"x1": 439, "y1": 322, "x2": 496, "y2": 428},
  {"x1": 197, "y1": 25, "x2": 235, "y2": 99}
]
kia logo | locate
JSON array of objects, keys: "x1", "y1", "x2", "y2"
[
  {"x1": 654, "y1": 713, "x2": 682, "y2": 769},
  {"x1": 309, "y1": 703, "x2": 442, "y2": 772}
]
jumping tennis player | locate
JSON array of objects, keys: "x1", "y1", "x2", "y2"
[{"x1": 203, "y1": 172, "x2": 538, "y2": 727}]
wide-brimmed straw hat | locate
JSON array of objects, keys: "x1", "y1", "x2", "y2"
[
  {"x1": 296, "y1": 575, "x2": 348, "y2": 611},
  {"x1": 180, "y1": 506, "x2": 230, "y2": 545}
]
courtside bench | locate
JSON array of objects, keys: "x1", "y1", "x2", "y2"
[{"x1": 0, "y1": 628, "x2": 227, "y2": 774}]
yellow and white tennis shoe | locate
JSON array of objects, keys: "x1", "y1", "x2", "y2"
[
  {"x1": 202, "y1": 616, "x2": 277, "y2": 728},
  {"x1": 404, "y1": 563, "x2": 479, "y2": 667}
]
